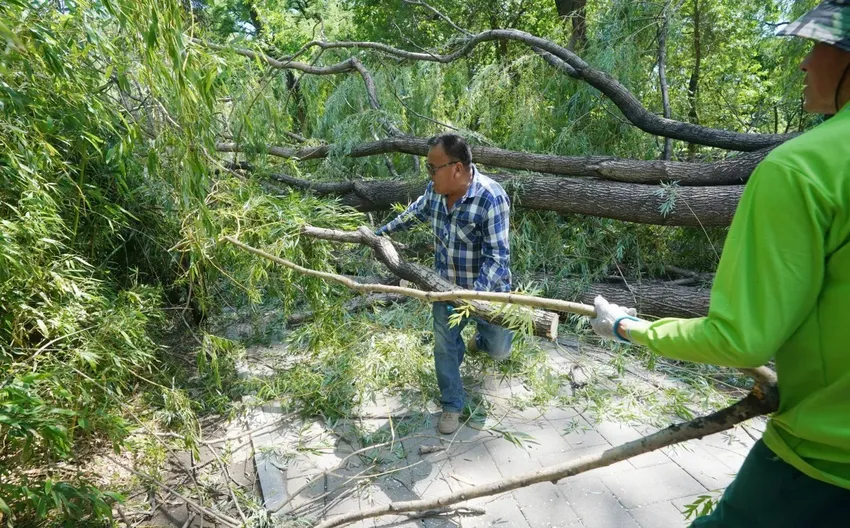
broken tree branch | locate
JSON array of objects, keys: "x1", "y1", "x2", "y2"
[
  {"x1": 223, "y1": 231, "x2": 561, "y2": 339},
  {"x1": 223, "y1": 231, "x2": 773, "y2": 384},
  {"x1": 201, "y1": 40, "x2": 403, "y2": 142},
  {"x1": 217, "y1": 136, "x2": 769, "y2": 185},
  {"x1": 204, "y1": 32, "x2": 793, "y2": 150},
  {"x1": 312, "y1": 370, "x2": 778, "y2": 528}
]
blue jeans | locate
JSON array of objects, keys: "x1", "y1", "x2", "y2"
[{"x1": 432, "y1": 302, "x2": 513, "y2": 412}]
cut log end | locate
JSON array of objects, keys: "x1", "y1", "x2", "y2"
[{"x1": 547, "y1": 312, "x2": 560, "y2": 341}]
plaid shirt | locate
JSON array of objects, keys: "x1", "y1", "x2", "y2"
[{"x1": 376, "y1": 165, "x2": 512, "y2": 292}]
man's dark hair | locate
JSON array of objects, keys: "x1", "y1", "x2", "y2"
[{"x1": 427, "y1": 133, "x2": 472, "y2": 166}]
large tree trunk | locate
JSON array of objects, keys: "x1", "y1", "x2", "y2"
[
  {"x1": 259, "y1": 170, "x2": 742, "y2": 227},
  {"x1": 581, "y1": 281, "x2": 710, "y2": 319},
  {"x1": 217, "y1": 137, "x2": 768, "y2": 185},
  {"x1": 528, "y1": 273, "x2": 711, "y2": 319}
]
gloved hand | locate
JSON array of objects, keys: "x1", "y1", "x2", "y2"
[{"x1": 590, "y1": 295, "x2": 638, "y2": 342}]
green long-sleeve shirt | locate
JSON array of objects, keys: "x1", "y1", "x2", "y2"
[{"x1": 631, "y1": 105, "x2": 850, "y2": 490}]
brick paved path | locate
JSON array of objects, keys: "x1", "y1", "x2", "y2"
[{"x1": 247, "y1": 338, "x2": 766, "y2": 528}]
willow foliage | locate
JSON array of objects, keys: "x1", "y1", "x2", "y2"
[{"x1": 0, "y1": 0, "x2": 360, "y2": 523}]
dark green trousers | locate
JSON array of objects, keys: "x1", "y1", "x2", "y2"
[{"x1": 691, "y1": 440, "x2": 850, "y2": 527}]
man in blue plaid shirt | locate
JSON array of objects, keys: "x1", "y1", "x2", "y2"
[{"x1": 375, "y1": 133, "x2": 513, "y2": 434}]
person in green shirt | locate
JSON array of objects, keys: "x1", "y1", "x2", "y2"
[{"x1": 590, "y1": 2, "x2": 850, "y2": 526}]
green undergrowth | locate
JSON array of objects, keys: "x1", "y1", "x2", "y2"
[{"x1": 229, "y1": 293, "x2": 741, "y2": 438}]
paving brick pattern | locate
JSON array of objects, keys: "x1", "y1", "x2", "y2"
[{"x1": 248, "y1": 339, "x2": 766, "y2": 527}]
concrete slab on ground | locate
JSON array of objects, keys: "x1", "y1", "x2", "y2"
[{"x1": 244, "y1": 338, "x2": 767, "y2": 527}]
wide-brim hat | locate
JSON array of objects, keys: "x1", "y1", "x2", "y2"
[{"x1": 777, "y1": 1, "x2": 850, "y2": 52}]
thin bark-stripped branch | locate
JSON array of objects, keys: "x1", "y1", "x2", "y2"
[
  {"x1": 273, "y1": 434, "x2": 435, "y2": 513},
  {"x1": 225, "y1": 235, "x2": 593, "y2": 315},
  {"x1": 218, "y1": 136, "x2": 769, "y2": 186},
  {"x1": 205, "y1": 32, "x2": 793, "y2": 150},
  {"x1": 312, "y1": 372, "x2": 778, "y2": 528},
  {"x1": 205, "y1": 443, "x2": 248, "y2": 525},
  {"x1": 223, "y1": 232, "x2": 561, "y2": 339}
]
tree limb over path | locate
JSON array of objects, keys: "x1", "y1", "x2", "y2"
[
  {"x1": 201, "y1": 30, "x2": 793, "y2": 151},
  {"x1": 223, "y1": 229, "x2": 560, "y2": 339},
  {"x1": 216, "y1": 137, "x2": 769, "y2": 186}
]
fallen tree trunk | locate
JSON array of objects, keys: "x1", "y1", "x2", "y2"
[
  {"x1": 217, "y1": 136, "x2": 769, "y2": 185},
  {"x1": 580, "y1": 281, "x2": 710, "y2": 319},
  {"x1": 529, "y1": 275, "x2": 712, "y2": 319},
  {"x1": 312, "y1": 367, "x2": 779, "y2": 528},
  {"x1": 258, "y1": 171, "x2": 743, "y2": 227}
]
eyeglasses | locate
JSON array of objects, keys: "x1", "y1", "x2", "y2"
[{"x1": 426, "y1": 160, "x2": 460, "y2": 176}]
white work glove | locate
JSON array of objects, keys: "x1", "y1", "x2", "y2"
[{"x1": 590, "y1": 295, "x2": 638, "y2": 342}]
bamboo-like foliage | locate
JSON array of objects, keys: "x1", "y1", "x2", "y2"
[{"x1": 0, "y1": 0, "x2": 361, "y2": 522}]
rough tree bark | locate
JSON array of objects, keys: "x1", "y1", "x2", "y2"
[
  {"x1": 526, "y1": 272, "x2": 711, "y2": 319},
  {"x1": 248, "y1": 169, "x2": 743, "y2": 227},
  {"x1": 217, "y1": 137, "x2": 769, "y2": 185},
  {"x1": 312, "y1": 367, "x2": 779, "y2": 528},
  {"x1": 580, "y1": 280, "x2": 710, "y2": 319}
]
